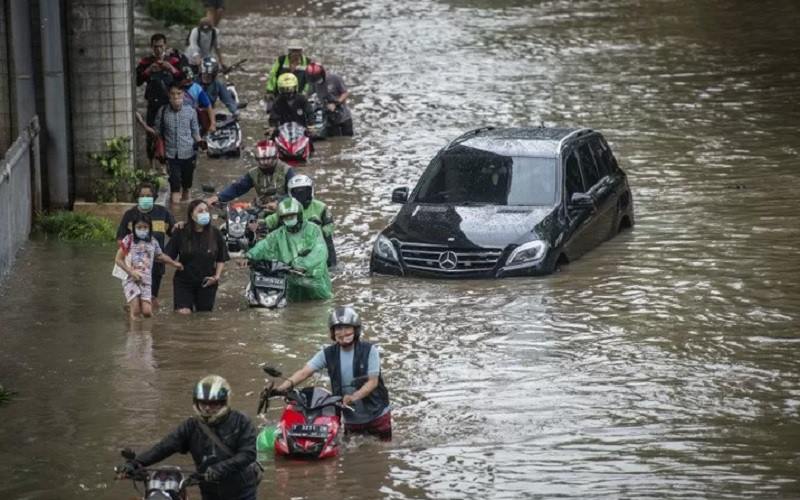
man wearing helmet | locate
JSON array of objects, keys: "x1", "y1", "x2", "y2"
[
  {"x1": 206, "y1": 139, "x2": 295, "y2": 212},
  {"x1": 265, "y1": 40, "x2": 312, "y2": 107},
  {"x1": 272, "y1": 306, "x2": 392, "y2": 440},
  {"x1": 306, "y1": 62, "x2": 354, "y2": 137},
  {"x1": 243, "y1": 197, "x2": 332, "y2": 301},
  {"x1": 119, "y1": 375, "x2": 261, "y2": 500},
  {"x1": 196, "y1": 56, "x2": 238, "y2": 115},
  {"x1": 267, "y1": 72, "x2": 314, "y2": 133},
  {"x1": 264, "y1": 174, "x2": 336, "y2": 267}
]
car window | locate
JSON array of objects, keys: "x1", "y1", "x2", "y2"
[
  {"x1": 413, "y1": 147, "x2": 557, "y2": 206},
  {"x1": 577, "y1": 144, "x2": 600, "y2": 188},
  {"x1": 592, "y1": 137, "x2": 618, "y2": 177},
  {"x1": 564, "y1": 150, "x2": 584, "y2": 199}
]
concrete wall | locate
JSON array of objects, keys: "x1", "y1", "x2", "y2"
[
  {"x1": 0, "y1": 0, "x2": 11, "y2": 154},
  {"x1": 68, "y1": 0, "x2": 135, "y2": 199}
]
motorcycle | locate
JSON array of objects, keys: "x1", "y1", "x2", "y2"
[
  {"x1": 256, "y1": 365, "x2": 352, "y2": 459},
  {"x1": 219, "y1": 201, "x2": 262, "y2": 254},
  {"x1": 245, "y1": 260, "x2": 301, "y2": 309},
  {"x1": 115, "y1": 448, "x2": 201, "y2": 500},
  {"x1": 206, "y1": 59, "x2": 248, "y2": 158},
  {"x1": 274, "y1": 122, "x2": 312, "y2": 165}
]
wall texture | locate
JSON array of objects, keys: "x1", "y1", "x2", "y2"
[
  {"x1": 68, "y1": 0, "x2": 135, "y2": 199},
  {"x1": 0, "y1": 0, "x2": 11, "y2": 155}
]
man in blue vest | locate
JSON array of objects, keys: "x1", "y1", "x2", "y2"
[{"x1": 272, "y1": 306, "x2": 392, "y2": 440}]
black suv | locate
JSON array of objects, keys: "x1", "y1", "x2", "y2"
[{"x1": 369, "y1": 127, "x2": 634, "y2": 278}]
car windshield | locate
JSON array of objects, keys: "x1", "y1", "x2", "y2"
[{"x1": 413, "y1": 147, "x2": 557, "y2": 206}]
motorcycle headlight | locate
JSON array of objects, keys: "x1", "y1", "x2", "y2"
[
  {"x1": 506, "y1": 240, "x2": 548, "y2": 267},
  {"x1": 229, "y1": 222, "x2": 246, "y2": 237},
  {"x1": 373, "y1": 234, "x2": 399, "y2": 263}
]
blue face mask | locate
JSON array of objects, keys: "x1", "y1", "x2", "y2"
[
  {"x1": 195, "y1": 212, "x2": 211, "y2": 226},
  {"x1": 135, "y1": 228, "x2": 150, "y2": 240},
  {"x1": 138, "y1": 196, "x2": 154, "y2": 211}
]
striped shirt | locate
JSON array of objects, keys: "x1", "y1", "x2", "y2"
[{"x1": 154, "y1": 104, "x2": 199, "y2": 160}]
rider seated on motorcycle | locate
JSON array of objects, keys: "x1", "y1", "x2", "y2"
[
  {"x1": 196, "y1": 56, "x2": 238, "y2": 116},
  {"x1": 272, "y1": 306, "x2": 392, "y2": 440},
  {"x1": 206, "y1": 139, "x2": 295, "y2": 215},
  {"x1": 117, "y1": 375, "x2": 261, "y2": 500},
  {"x1": 267, "y1": 73, "x2": 314, "y2": 135},
  {"x1": 242, "y1": 197, "x2": 332, "y2": 301},
  {"x1": 264, "y1": 174, "x2": 336, "y2": 267},
  {"x1": 306, "y1": 62, "x2": 353, "y2": 137}
]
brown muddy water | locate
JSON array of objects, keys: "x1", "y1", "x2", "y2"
[{"x1": 1, "y1": 0, "x2": 800, "y2": 498}]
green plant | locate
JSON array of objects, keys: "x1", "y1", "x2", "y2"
[
  {"x1": 35, "y1": 211, "x2": 116, "y2": 241},
  {"x1": 0, "y1": 384, "x2": 16, "y2": 406},
  {"x1": 146, "y1": 0, "x2": 204, "y2": 28},
  {"x1": 90, "y1": 137, "x2": 161, "y2": 202}
]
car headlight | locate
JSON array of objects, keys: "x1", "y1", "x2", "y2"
[
  {"x1": 506, "y1": 240, "x2": 548, "y2": 266},
  {"x1": 373, "y1": 234, "x2": 399, "y2": 263}
]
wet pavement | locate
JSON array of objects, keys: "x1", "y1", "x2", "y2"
[{"x1": 1, "y1": 0, "x2": 800, "y2": 498}]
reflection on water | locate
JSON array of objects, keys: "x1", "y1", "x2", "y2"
[{"x1": 2, "y1": 0, "x2": 800, "y2": 497}]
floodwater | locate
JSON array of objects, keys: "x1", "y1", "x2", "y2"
[{"x1": 2, "y1": 0, "x2": 800, "y2": 498}]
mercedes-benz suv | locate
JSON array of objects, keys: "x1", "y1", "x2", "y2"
[{"x1": 369, "y1": 127, "x2": 634, "y2": 278}]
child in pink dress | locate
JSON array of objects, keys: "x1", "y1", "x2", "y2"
[{"x1": 115, "y1": 213, "x2": 183, "y2": 319}]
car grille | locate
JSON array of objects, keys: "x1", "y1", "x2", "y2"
[{"x1": 398, "y1": 241, "x2": 503, "y2": 274}]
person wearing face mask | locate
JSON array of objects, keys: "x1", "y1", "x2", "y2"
[
  {"x1": 114, "y1": 213, "x2": 184, "y2": 320},
  {"x1": 271, "y1": 306, "x2": 392, "y2": 440},
  {"x1": 165, "y1": 200, "x2": 230, "y2": 314},
  {"x1": 205, "y1": 139, "x2": 295, "y2": 213},
  {"x1": 243, "y1": 197, "x2": 332, "y2": 301},
  {"x1": 264, "y1": 174, "x2": 335, "y2": 267},
  {"x1": 116, "y1": 183, "x2": 176, "y2": 308}
]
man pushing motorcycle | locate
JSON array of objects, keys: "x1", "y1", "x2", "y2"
[
  {"x1": 242, "y1": 197, "x2": 332, "y2": 301},
  {"x1": 270, "y1": 306, "x2": 392, "y2": 440}
]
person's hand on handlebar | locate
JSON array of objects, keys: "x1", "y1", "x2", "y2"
[
  {"x1": 205, "y1": 195, "x2": 220, "y2": 206},
  {"x1": 237, "y1": 257, "x2": 250, "y2": 269},
  {"x1": 116, "y1": 460, "x2": 141, "y2": 478}
]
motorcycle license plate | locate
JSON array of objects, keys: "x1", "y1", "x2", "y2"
[
  {"x1": 288, "y1": 424, "x2": 328, "y2": 438},
  {"x1": 255, "y1": 276, "x2": 285, "y2": 288}
]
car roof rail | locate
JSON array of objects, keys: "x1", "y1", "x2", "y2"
[
  {"x1": 447, "y1": 126, "x2": 497, "y2": 147},
  {"x1": 557, "y1": 127, "x2": 594, "y2": 152}
]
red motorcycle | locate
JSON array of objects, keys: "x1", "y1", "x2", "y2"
[
  {"x1": 257, "y1": 365, "x2": 350, "y2": 459},
  {"x1": 273, "y1": 122, "x2": 312, "y2": 165}
]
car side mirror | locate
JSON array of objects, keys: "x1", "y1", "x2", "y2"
[
  {"x1": 569, "y1": 192, "x2": 595, "y2": 210},
  {"x1": 391, "y1": 187, "x2": 409, "y2": 204}
]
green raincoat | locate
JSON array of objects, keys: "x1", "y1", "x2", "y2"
[{"x1": 245, "y1": 221, "x2": 332, "y2": 301}]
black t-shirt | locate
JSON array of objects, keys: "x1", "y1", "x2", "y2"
[
  {"x1": 116, "y1": 205, "x2": 175, "y2": 248},
  {"x1": 269, "y1": 94, "x2": 312, "y2": 127},
  {"x1": 165, "y1": 226, "x2": 230, "y2": 285}
]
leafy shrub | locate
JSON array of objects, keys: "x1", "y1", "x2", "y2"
[
  {"x1": 35, "y1": 211, "x2": 116, "y2": 241},
  {"x1": 91, "y1": 137, "x2": 161, "y2": 203},
  {"x1": 147, "y1": 0, "x2": 204, "y2": 28}
]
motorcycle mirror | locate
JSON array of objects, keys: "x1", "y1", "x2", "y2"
[
  {"x1": 120, "y1": 448, "x2": 136, "y2": 460},
  {"x1": 262, "y1": 365, "x2": 283, "y2": 377},
  {"x1": 201, "y1": 184, "x2": 217, "y2": 194}
]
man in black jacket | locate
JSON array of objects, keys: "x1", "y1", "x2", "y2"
[
  {"x1": 273, "y1": 306, "x2": 392, "y2": 440},
  {"x1": 119, "y1": 375, "x2": 261, "y2": 500}
]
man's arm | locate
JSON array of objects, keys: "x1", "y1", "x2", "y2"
[
  {"x1": 217, "y1": 82, "x2": 238, "y2": 114},
  {"x1": 134, "y1": 419, "x2": 192, "y2": 466},
  {"x1": 276, "y1": 365, "x2": 316, "y2": 392},
  {"x1": 216, "y1": 174, "x2": 254, "y2": 203},
  {"x1": 265, "y1": 58, "x2": 281, "y2": 94}
]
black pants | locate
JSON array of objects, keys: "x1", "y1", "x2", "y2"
[
  {"x1": 145, "y1": 103, "x2": 163, "y2": 161},
  {"x1": 173, "y1": 279, "x2": 218, "y2": 312},
  {"x1": 326, "y1": 119, "x2": 353, "y2": 137},
  {"x1": 167, "y1": 157, "x2": 196, "y2": 193}
]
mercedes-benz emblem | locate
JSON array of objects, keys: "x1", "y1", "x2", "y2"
[{"x1": 438, "y1": 251, "x2": 458, "y2": 270}]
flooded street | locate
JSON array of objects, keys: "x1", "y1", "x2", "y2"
[{"x1": 2, "y1": 0, "x2": 800, "y2": 497}]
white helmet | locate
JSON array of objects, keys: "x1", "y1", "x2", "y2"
[
  {"x1": 193, "y1": 375, "x2": 231, "y2": 424},
  {"x1": 287, "y1": 175, "x2": 314, "y2": 207}
]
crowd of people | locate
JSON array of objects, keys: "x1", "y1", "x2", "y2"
[{"x1": 116, "y1": 6, "x2": 385, "y2": 498}]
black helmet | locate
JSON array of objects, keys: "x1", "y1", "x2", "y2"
[
  {"x1": 200, "y1": 56, "x2": 220, "y2": 78},
  {"x1": 192, "y1": 375, "x2": 231, "y2": 424},
  {"x1": 328, "y1": 306, "x2": 362, "y2": 341}
]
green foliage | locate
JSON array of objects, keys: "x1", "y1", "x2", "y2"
[
  {"x1": 147, "y1": 0, "x2": 204, "y2": 28},
  {"x1": 90, "y1": 137, "x2": 161, "y2": 203},
  {"x1": 0, "y1": 384, "x2": 16, "y2": 406},
  {"x1": 35, "y1": 211, "x2": 116, "y2": 242}
]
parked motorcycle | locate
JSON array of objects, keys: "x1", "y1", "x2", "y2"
[
  {"x1": 274, "y1": 122, "x2": 312, "y2": 165},
  {"x1": 256, "y1": 365, "x2": 351, "y2": 459},
  {"x1": 115, "y1": 448, "x2": 201, "y2": 500}
]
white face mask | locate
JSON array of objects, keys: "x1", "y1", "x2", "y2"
[
  {"x1": 135, "y1": 228, "x2": 150, "y2": 240},
  {"x1": 283, "y1": 216, "x2": 298, "y2": 228}
]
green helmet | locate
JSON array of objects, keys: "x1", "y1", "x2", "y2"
[{"x1": 277, "y1": 196, "x2": 304, "y2": 229}]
